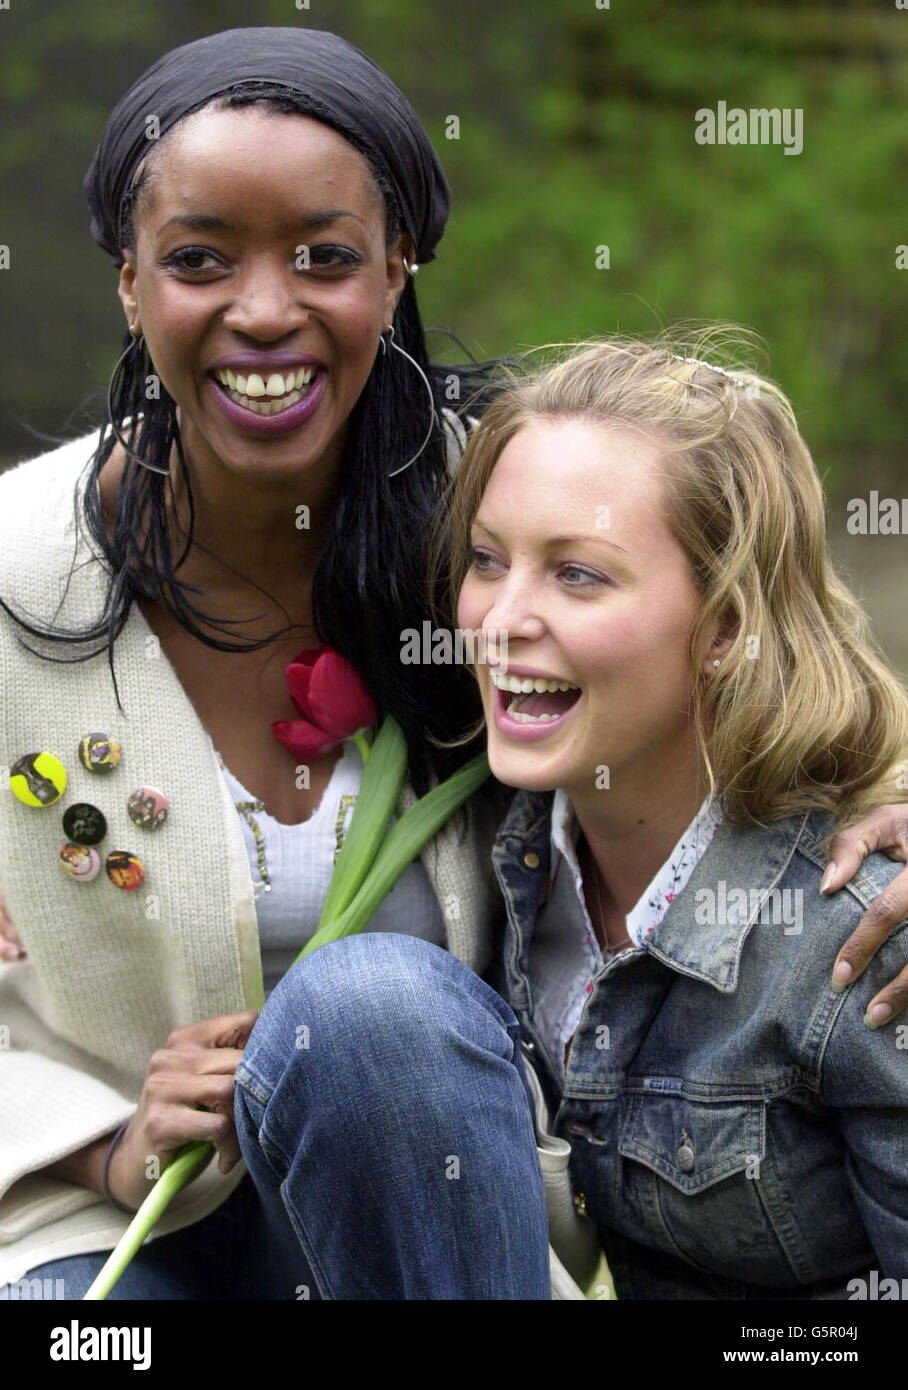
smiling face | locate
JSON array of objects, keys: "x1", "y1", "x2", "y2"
[
  {"x1": 116, "y1": 104, "x2": 410, "y2": 486},
  {"x1": 456, "y1": 418, "x2": 719, "y2": 806}
]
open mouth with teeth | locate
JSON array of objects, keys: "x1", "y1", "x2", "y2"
[
  {"x1": 213, "y1": 366, "x2": 319, "y2": 416},
  {"x1": 490, "y1": 670, "x2": 582, "y2": 723}
]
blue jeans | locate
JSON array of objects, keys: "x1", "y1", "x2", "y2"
[{"x1": 17, "y1": 934, "x2": 551, "y2": 1300}]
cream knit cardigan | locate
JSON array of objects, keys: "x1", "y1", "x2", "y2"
[{"x1": 0, "y1": 424, "x2": 505, "y2": 1288}]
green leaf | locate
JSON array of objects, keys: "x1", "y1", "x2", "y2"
[{"x1": 299, "y1": 751, "x2": 490, "y2": 959}]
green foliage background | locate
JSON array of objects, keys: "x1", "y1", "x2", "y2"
[{"x1": 0, "y1": 0, "x2": 904, "y2": 502}]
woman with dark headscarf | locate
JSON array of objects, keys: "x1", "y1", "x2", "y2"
[
  {"x1": 0, "y1": 27, "x2": 904, "y2": 1301},
  {"x1": 0, "y1": 25, "x2": 537, "y2": 1299}
]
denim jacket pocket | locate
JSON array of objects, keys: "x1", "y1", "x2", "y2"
[
  {"x1": 616, "y1": 1090, "x2": 805, "y2": 1287},
  {"x1": 619, "y1": 1089, "x2": 764, "y2": 1195}
]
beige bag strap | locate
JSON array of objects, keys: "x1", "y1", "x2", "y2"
[{"x1": 520, "y1": 1041, "x2": 602, "y2": 1295}]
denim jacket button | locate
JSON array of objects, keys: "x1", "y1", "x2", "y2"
[
  {"x1": 676, "y1": 1142, "x2": 696, "y2": 1173},
  {"x1": 523, "y1": 851, "x2": 541, "y2": 869}
]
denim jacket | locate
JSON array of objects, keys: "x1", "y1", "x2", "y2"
[{"x1": 486, "y1": 790, "x2": 908, "y2": 1300}]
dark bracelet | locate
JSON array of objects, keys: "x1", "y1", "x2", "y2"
[{"x1": 102, "y1": 1120, "x2": 137, "y2": 1215}]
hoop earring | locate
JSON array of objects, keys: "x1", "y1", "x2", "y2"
[
  {"x1": 106, "y1": 335, "x2": 171, "y2": 476},
  {"x1": 380, "y1": 324, "x2": 438, "y2": 478}
]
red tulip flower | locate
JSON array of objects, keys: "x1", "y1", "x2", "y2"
[{"x1": 271, "y1": 646, "x2": 377, "y2": 761}]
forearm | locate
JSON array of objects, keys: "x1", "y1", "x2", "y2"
[{"x1": 43, "y1": 1131, "x2": 118, "y2": 1196}]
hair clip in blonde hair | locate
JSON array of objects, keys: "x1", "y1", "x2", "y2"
[{"x1": 670, "y1": 353, "x2": 741, "y2": 384}]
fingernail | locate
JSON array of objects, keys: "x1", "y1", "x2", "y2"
[
  {"x1": 864, "y1": 1002, "x2": 893, "y2": 1030},
  {"x1": 218, "y1": 1155, "x2": 229, "y2": 1174},
  {"x1": 819, "y1": 863, "x2": 837, "y2": 894},
  {"x1": 831, "y1": 959, "x2": 853, "y2": 992}
]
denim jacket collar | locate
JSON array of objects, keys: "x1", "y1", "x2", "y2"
[
  {"x1": 491, "y1": 788, "x2": 813, "y2": 994},
  {"x1": 643, "y1": 809, "x2": 811, "y2": 991}
]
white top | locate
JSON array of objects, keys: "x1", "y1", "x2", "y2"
[
  {"x1": 210, "y1": 738, "x2": 447, "y2": 997},
  {"x1": 530, "y1": 789, "x2": 725, "y2": 1078}
]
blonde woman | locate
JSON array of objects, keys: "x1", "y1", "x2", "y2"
[
  {"x1": 440, "y1": 333, "x2": 908, "y2": 1296},
  {"x1": 8, "y1": 322, "x2": 908, "y2": 1300}
]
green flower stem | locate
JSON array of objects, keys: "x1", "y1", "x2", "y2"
[
  {"x1": 317, "y1": 718, "x2": 407, "y2": 928},
  {"x1": 83, "y1": 1140, "x2": 212, "y2": 1301},
  {"x1": 299, "y1": 751, "x2": 490, "y2": 960},
  {"x1": 352, "y1": 730, "x2": 372, "y2": 765}
]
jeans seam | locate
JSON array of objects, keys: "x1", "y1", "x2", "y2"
[
  {"x1": 278, "y1": 1176, "x2": 335, "y2": 1300},
  {"x1": 235, "y1": 1064, "x2": 273, "y2": 1107}
]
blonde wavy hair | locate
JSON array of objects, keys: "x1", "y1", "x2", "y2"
[{"x1": 433, "y1": 325, "x2": 908, "y2": 829}]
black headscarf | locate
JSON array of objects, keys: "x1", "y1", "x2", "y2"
[{"x1": 83, "y1": 26, "x2": 450, "y2": 269}]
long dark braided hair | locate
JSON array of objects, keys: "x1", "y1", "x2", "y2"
[{"x1": 3, "y1": 87, "x2": 511, "y2": 793}]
